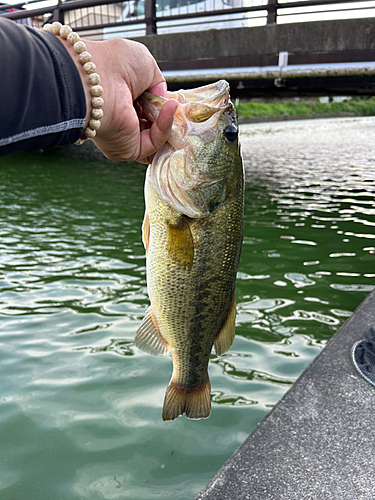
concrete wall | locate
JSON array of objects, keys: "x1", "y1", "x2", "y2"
[{"x1": 134, "y1": 18, "x2": 375, "y2": 71}]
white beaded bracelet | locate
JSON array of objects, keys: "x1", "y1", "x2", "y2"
[{"x1": 42, "y1": 22, "x2": 103, "y2": 146}]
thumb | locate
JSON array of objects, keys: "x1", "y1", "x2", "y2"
[{"x1": 137, "y1": 98, "x2": 179, "y2": 163}]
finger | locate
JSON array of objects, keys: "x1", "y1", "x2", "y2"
[
  {"x1": 154, "y1": 98, "x2": 178, "y2": 133},
  {"x1": 136, "y1": 99, "x2": 178, "y2": 160},
  {"x1": 149, "y1": 81, "x2": 167, "y2": 98}
]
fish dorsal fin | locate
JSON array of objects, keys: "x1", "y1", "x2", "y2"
[
  {"x1": 167, "y1": 215, "x2": 194, "y2": 271},
  {"x1": 142, "y1": 212, "x2": 150, "y2": 255},
  {"x1": 135, "y1": 307, "x2": 170, "y2": 356},
  {"x1": 214, "y1": 294, "x2": 236, "y2": 356}
]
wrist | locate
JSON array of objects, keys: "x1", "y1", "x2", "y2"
[
  {"x1": 43, "y1": 22, "x2": 104, "y2": 144},
  {"x1": 58, "y1": 36, "x2": 92, "y2": 128}
]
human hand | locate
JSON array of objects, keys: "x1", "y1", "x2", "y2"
[{"x1": 62, "y1": 37, "x2": 178, "y2": 163}]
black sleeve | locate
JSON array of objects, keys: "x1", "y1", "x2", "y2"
[{"x1": 0, "y1": 18, "x2": 86, "y2": 156}]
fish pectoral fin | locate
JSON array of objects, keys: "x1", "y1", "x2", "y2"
[
  {"x1": 142, "y1": 212, "x2": 150, "y2": 255},
  {"x1": 162, "y1": 378, "x2": 211, "y2": 421},
  {"x1": 135, "y1": 307, "x2": 170, "y2": 356},
  {"x1": 167, "y1": 216, "x2": 194, "y2": 271},
  {"x1": 214, "y1": 294, "x2": 236, "y2": 356}
]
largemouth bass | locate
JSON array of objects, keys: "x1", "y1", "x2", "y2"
[{"x1": 136, "y1": 80, "x2": 244, "y2": 421}]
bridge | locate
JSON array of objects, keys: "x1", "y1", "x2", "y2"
[{"x1": 2, "y1": 0, "x2": 375, "y2": 96}]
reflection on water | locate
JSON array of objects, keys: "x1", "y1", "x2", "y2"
[{"x1": 0, "y1": 117, "x2": 374, "y2": 499}]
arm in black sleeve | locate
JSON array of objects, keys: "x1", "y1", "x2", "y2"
[{"x1": 0, "y1": 17, "x2": 86, "y2": 156}]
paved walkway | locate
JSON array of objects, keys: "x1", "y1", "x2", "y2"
[{"x1": 196, "y1": 290, "x2": 375, "y2": 500}]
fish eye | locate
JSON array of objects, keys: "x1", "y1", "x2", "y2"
[{"x1": 224, "y1": 125, "x2": 238, "y2": 142}]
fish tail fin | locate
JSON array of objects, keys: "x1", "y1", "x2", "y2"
[{"x1": 162, "y1": 378, "x2": 211, "y2": 421}]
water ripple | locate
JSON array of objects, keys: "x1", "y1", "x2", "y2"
[{"x1": 0, "y1": 119, "x2": 374, "y2": 499}]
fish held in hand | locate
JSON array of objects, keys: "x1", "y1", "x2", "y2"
[{"x1": 136, "y1": 80, "x2": 244, "y2": 421}]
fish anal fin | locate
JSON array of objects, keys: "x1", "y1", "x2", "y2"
[
  {"x1": 135, "y1": 307, "x2": 170, "y2": 356},
  {"x1": 142, "y1": 212, "x2": 150, "y2": 255},
  {"x1": 162, "y1": 378, "x2": 211, "y2": 421},
  {"x1": 214, "y1": 294, "x2": 236, "y2": 357},
  {"x1": 166, "y1": 216, "x2": 194, "y2": 271}
]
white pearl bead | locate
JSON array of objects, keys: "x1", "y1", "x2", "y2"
[
  {"x1": 85, "y1": 127, "x2": 96, "y2": 139},
  {"x1": 88, "y1": 73, "x2": 100, "y2": 85},
  {"x1": 73, "y1": 41, "x2": 86, "y2": 54},
  {"x1": 90, "y1": 85, "x2": 103, "y2": 97},
  {"x1": 42, "y1": 23, "x2": 104, "y2": 146},
  {"x1": 51, "y1": 22, "x2": 62, "y2": 34},
  {"x1": 67, "y1": 31, "x2": 79, "y2": 45},
  {"x1": 92, "y1": 97, "x2": 104, "y2": 109},
  {"x1": 91, "y1": 108, "x2": 103, "y2": 120},
  {"x1": 89, "y1": 119, "x2": 101, "y2": 130},
  {"x1": 83, "y1": 62, "x2": 96, "y2": 74},
  {"x1": 60, "y1": 25, "x2": 72, "y2": 39},
  {"x1": 79, "y1": 51, "x2": 91, "y2": 64}
]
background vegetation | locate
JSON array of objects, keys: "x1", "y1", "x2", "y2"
[{"x1": 235, "y1": 96, "x2": 375, "y2": 118}]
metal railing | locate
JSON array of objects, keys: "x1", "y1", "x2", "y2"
[{"x1": 1, "y1": 0, "x2": 375, "y2": 37}]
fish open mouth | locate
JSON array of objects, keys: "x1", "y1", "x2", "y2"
[
  {"x1": 167, "y1": 80, "x2": 229, "y2": 105},
  {"x1": 140, "y1": 80, "x2": 235, "y2": 218},
  {"x1": 140, "y1": 80, "x2": 231, "y2": 146}
]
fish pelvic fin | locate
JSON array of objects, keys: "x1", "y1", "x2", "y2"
[
  {"x1": 214, "y1": 294, "x2": 236, "y2": 357},
  {"x1": 162, "y1": 378, "x2": 211, "y2": 421},
  {"x1": 135, "y1": 307, "x2": 170, "y2": 356}
]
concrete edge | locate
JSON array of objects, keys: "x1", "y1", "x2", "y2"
[{"x1": 196, "y1": 288, "x2": 375, "y2": 499}]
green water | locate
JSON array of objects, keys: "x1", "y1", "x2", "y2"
[{"x1": 0, "y1": 117, "x2": 374, "y2": 499}]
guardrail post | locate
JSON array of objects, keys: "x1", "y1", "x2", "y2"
[
  {"x1": 49, "y1": 0, "x2": 64, "y2": 23},
  {"x1": 267, "y1": 0, "x2": 277, "y2": 24},
  {"x1": 145, "y1": 0, "x2": 157, "y2": 35}
]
